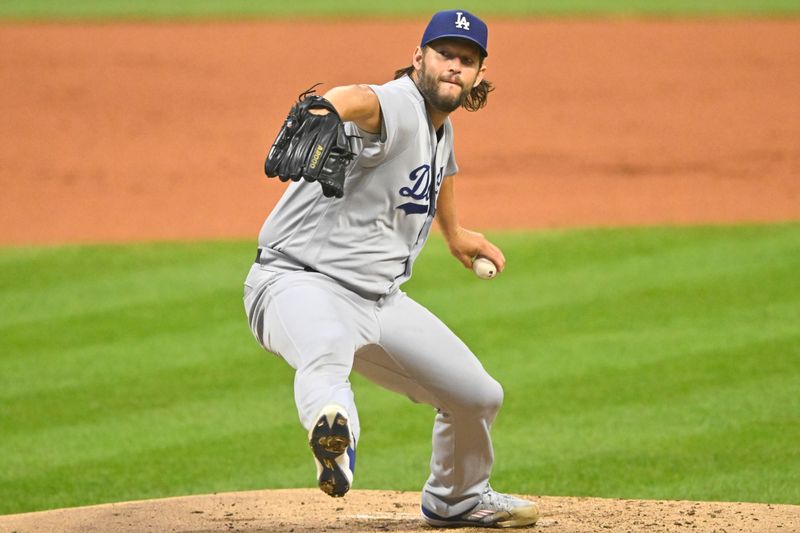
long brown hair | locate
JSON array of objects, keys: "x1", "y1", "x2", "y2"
[{"x1": 393, "y1": 54, "x2": 494, "y2": 112}]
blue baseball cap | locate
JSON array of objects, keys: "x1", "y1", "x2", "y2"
[{"x1": 421, "y1": 9, "x2": 489, "y2": 58}]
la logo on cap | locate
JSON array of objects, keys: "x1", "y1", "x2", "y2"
[{"x1": 455, "y1": 11, "x2": 470, "y2": 30}]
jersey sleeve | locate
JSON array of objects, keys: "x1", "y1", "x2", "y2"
[
  {"x1": 444, "y1": 118, "x2": 459, "y2": 176},
  {"x1": 356, "y1": 83, "x2": 420, "y2": 167}
]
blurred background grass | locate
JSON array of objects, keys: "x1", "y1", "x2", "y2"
[
  {"x1": 1, "y1": 0, "x2": 799, "y2": 19},
  {"x1": 2, "y1": 224, "x2": 799, "y2": 514}
]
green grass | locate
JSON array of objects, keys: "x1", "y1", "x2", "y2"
[
  {"x1": 1, "y1": 0, "x2": 799, "y2": 20},
  {"x1": 1, "y1": 224, "x2": 799, "y2": 515}
]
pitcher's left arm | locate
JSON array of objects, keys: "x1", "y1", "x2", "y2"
[{"x1": 436, "y1": 176, "x2": 506, "y2": 272}]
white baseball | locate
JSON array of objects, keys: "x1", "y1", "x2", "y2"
[{"x1": 472, "y1": 257, "x2": 498, "y2": 280}]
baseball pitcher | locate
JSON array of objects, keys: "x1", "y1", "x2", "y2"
[{"x1": 243, "y1": 9, "x2": 539, "y2": 528}]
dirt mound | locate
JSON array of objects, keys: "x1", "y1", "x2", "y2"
[{"x1": 1, "y1": 488, "x2": 797, "y2": 532}]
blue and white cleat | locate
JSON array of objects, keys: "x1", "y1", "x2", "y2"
[
  {"x1": 421, "y1": 484, "x2": 539, "y2": 528},
  {"x1": 308, "y1": 404, "x2": 355, "y2": 498}
]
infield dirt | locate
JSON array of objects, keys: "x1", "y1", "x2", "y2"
[
  {"x1": 1, "y1": 488, "x2": 798, "y2": 533},
  {"x1": 1, "y1": 18, "x2": 799, "y2": 532},
  {"x1": 1, "y1": 19, "x2": 799, "y2": 245}
]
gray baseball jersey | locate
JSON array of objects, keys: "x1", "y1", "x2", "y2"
[{"x1": 257, "y1": 75, "x2": 458, "y2": 298}]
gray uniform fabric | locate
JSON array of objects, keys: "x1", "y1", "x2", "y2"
[
  {"x1": 257, "y1": 76, "x2": 457, "y2": 298},
  {"x1": 245, "y1": 75, "x2": 501, "y2": 517}
]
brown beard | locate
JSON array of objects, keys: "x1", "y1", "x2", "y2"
[{"x1": 414, "y1": 58, "x2": 471, "y2": 113}]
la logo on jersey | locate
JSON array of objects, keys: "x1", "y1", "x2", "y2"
[
  {"x1": 396, "y1": 164, "x2": 445, "y2": 215},
  {"x1": 455, "y1": 12, "x2": 470, "y2": 30}
]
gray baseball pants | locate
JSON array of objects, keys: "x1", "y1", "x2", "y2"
[{"x1": 243, "y1": 262, "x2": 503, "y2": 517}]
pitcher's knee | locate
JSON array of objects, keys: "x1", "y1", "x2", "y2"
[
  {"x1": 481, "y1": 377, "x2": 504, "y2": 414},
  {"x1": 450, "y1": 375, "x2": 504, "y2": 416}
]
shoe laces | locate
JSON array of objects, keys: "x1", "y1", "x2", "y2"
[{"x1": 479, "y1": 484, "x2": 526, "y2": 512}]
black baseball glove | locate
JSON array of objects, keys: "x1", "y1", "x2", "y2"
[{"x1": 264, "y1": 86, "x2": 355, "y2": 198}]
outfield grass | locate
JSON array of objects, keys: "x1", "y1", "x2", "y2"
[
  {"x1": 1, "y1": 0, "x2": 799, "y2": 20},
  {"x1": 1, "y1": 224, "x2": 799, "y2": 514}
]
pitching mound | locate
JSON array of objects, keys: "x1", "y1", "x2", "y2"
[{"x1": 1, "y1": 489, "x2": 797, "y2": 532}]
